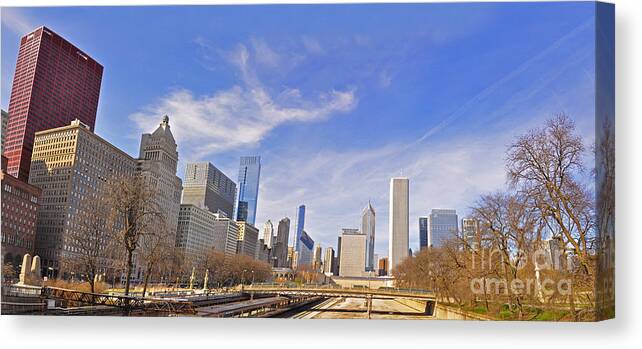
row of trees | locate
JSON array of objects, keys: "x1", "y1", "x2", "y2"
[
  {"x1": 59, "y1": 175, "x2": 272, "y2": 296},
  {"x1": 393, "y1": 114, "x2": 604, "y2": 321}
]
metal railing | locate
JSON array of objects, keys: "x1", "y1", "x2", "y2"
[{"x1": 243, "y1": 284, "x2": 436, "y2": 300}]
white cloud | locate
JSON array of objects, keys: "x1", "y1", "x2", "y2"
[
  {"x1": 301, "y1": 36, "x2": 324, "y2": 55},
  {"x1": 130, "y1": 42, "x2": 358, "y2": 160},
  {"x1": 378, "y1": 70, "x2": 393, "y2": 89},
  {"x1": 1, "y1": 8, "x2": 35, "y2": 36},
  {"x1": 255, "y1": 135, "x2": 508, "y2": 256},
  {"x1": 250, "y1": 37, "x2": 282, "y2": 67}
]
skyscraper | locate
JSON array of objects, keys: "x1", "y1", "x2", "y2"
[
  {"x1": 262, "y1": 220, "x2": 274, "y2": 249},
  {"x1": 236, "y1": 156, "x2": 261, "y2": 224},
  {"x1": 182, "y1": 162, "x2": 237, "y2": 218},
  {"x1": 294, "y1": 204, "x2": 306, "y2": 252},
  {"x1": 137, "y1": 115, "x2": 183, "y2": 241},
  {"x1": 297, "y1": 230, "x2": 314, "y2": 268},
  {"x1": 361, "y1": 201, "x2": 376, "y2": 271},
  {"x1": 236, "y1": 222, "x2": 259, "y2": 257},
  {"x1": 429, "y1": 209, "x2": 459, "y2": 248},
  {"x1": 389, "y1": 177, "x2": 409, "y2": 274},
  {"x1": 334, "y1": 235, "x2": 342, "y2": 276},
  {"x1": 323, "y1": 247, "x2": 335, "y2": 274},
  {"x1": 313, "y1": 244, "x2": 323, "y2": 272},
  {"x1": 339, "y1": 230, "x2": 367, "y2": 277},
  {"x1": 419, "y1": 216, "x2": 429, "y2": 250},
  {"x1": 273, "y1": 218, "x2": 290, "y2": 267},
  {"x1": 5, "y1": 27, "x2": 103, "y2": 181},
  {"x1": 1, "y1": 109, "x2": 8, "y2": 154}
]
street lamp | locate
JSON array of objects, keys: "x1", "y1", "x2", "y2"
[
  {"x1": 241, "y1": 269, "x2": 247, "y2": 292},
  {"x1": 250, "y1": 270, "x2": 255, "y2": 300}
]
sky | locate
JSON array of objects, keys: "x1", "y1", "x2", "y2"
[{"x1": 0, "y1": 3, "x2": 598, "y2": 257}]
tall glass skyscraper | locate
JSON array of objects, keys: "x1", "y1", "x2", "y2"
[
  {"x1": 236, "y1": 156, "x2": 261, "y2": 225},
  {"x1": 419, "y1": 216, "x2": 428, "y2": 250},
  {"x1": 361, "y1": 201, "x2": 376, "y2": 271},
  {"x1": 429, "y1": 209, "x2": 459, "y2": 248},
  {"x1": 294, "y1": 204, "x2": 306, "y2": 252}
]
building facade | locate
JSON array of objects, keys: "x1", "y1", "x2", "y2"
[
  {"x1": 334, "y1": 235, "x2": 342, "y2": 276},
  {"x1": 5, "y1": 27, "x2": 103, "y2": 181},
  {"x1": 419, "y1": 216, "x2": 429, "y2": 250},
  {"x1": 262, "y1": 220, "x2": 274, "y2": 249},
  {"x1": 312, "y1": 244, "x2": 323, "y2": 272},
  {"x1": 176, "y1": 204, "x2": 233, "y2": 259},
  {"x1": 294, "y1": 204, "x2": 305, "y2": 252},
  {"x1": 211, "y1": 216, "x2": 240, "y2": 257},
  {"x1": 297, "y1": 230, "x2": 314, "y2": 268},
  {"x1": 339, "y1": 231, "x2": 367, "y2": 277},
  {"x1": 1, "y1": 155, "x2": 41, "y2": 272},
  {"x1": 323, "y1": 247, "x2": 335, "y2": 275},
  {"x1": 361, "y1": 201, "x2": 376, "y2": 271},
  {"x1": 255, "y1": 239, "x2": 270, "y2": 264},
  {"x1": 28, "y1": 120, "x2": 136, "y2": 274},
  {"x1": 137, "y1": 115, "x2": 182, "y2": 243},
  {"x1": 235, "y1": 156, "x2": 261, "y2": 224},
  {"x1": 1, "y1": 110, "x2": 8, "y2": 154},
  {"x1": 429, "y1": 209, "x2": 459, "y2": 248},
  {"x1": 273, "y1": 218, "x2": 290, "y2": 267},
  {"x1": 236, "y1": 221, "x2": 259, "y2": 258},
  {"x1": 378, "y1": 257, "x2": 389, "y2": 276},
  {"x1": 389, "y1": 177, "x2": 409, "y2": 274},
  {"x1": 182, "y1": 162, "x2": 236, "y2": 218}
]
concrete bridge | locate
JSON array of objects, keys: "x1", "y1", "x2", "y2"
[{"x1": 242, "y1": 284, "x2": 437, "y2": 316}]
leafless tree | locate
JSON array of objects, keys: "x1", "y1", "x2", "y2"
[
  {"x1": 506, "y1": 114, "x2": 595, "y2": 319},
  {"x1": 104, "y1": 174, "x2": 163, "y2": 296},
  {"x1": 138, "y1": 217, "x2": 175, "y2": 297},
  {"x1": 59, "y1": 186, "x2": 119, "y2": 293}
]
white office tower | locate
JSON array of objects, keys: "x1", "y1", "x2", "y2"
[
  {"x1": 339, "y1": 231, "x2": 367, "y2": 277},
  {"x1": 388, "y1": 177, "x2": 409, "y2": 275},
  {"x1": 263, "y1": 220, "x2": 274, "y2": 248}
]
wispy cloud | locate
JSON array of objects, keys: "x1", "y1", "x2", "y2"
[
  {"x1": 253, "y1": 19, "x2": 597, "y2": 255},
  {"x1": 1, "y1": 8, "x2": 35, "y2": 36},
  {"x1": 413, "y1": 18, "x2": 594, "y2": 145},
  {"x1": 256, "y1": 135, "x2": 508, "y2": 254},
  {"x1": 130, "y1": 41, "x2": 358, "y2": 160},
  {"x1": 301, "y1": 35, "x2": 325, "y2": 55}
]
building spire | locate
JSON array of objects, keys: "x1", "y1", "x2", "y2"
[{"x1": 161, "y1": 114, "x2": 170, "y2": 128}]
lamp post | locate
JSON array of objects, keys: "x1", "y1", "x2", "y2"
[
  {"x1": 241, "y1": 269, "x2": 247, "y2": 293},
  {"x1": 250, "y1": 270, "x2": 255, "y2": 300}
]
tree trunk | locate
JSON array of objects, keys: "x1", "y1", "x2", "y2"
[
  {"x1": 89, "y1": 272, "x2": 95, "y2": 294},
  {"x1": 124, "y1": 250, "x2": 134, "y2": 296},
  {"x1": 483, "y1": 277, "x2": 490, "y2": 311},
  {"x1": 142, "y1": 262, "x2": 154, "y2": 297}
]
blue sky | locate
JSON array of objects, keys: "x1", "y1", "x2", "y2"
[{"x1": 1, "y1": 3, "x2": 597, "y2": 256}]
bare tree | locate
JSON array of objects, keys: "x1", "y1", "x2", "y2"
[
  {"x1": 105, "y1": 174, "x2": 163, "y2": 296},
  {"x1": 138, "y1": 217, "x2": 175, "y2": 297},
  {"x1": 506, "y1": 114, "x2": 595, "y2": 319},
  {"x1": 60, "y1": 190, "x2": 117, "y2": 293}
]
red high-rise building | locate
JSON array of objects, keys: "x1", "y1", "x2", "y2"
[{"x1": 4, "y1": 26, "x2": 103, "y2": 181}]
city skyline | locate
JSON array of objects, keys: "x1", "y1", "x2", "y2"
[{"x1": 1, "y1": 3, "x2": 598, "y2": 256}]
